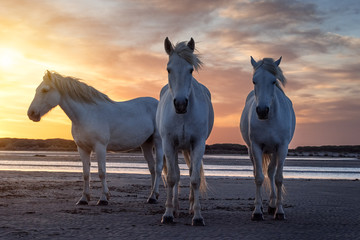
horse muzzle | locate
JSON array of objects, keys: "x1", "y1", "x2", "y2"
[
  {"x1": 256, "y1": 106, "x2": 269, "y2": 120},
  {"x1": 173, "y1": 98, "x2": 188, "y2": 114},
  {"x1": 28, "y1": 110, "x2": 41, "y2": 122}
]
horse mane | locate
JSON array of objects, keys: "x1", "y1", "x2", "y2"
[
  {"x1": 254, "y1": 58, "x2": 287, "y2": 91},
  {"x1": 172, "y1": 41, "x2": 203, "y2": 71},
  {"x1": 44, "y1": 71, "x2": 114, "y2": 104}
]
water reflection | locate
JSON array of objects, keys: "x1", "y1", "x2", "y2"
[{"x1": 0, "y1": 159, "x2": 359, "y2": 180}]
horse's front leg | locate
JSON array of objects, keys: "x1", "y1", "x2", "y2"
[
  {"x1": 95, "y1": 144, "x2": 110, "y2": 205},
  {"x1": 274, "y1": 145, "x2": 288, "y2": 220},
  {"x1": 190, "y1": 142, "x2": 206, "y2": 226},
  {"x1": 267, "y1": 154, "x2": 277, "y2": 215},
  {"x1": 251, "y1": 144, "x2": 264, "y2": 221},
  {"x1": 161, "y1": 142, "x2": 179, "y2": 224},
  {"x1": 76, "y1": 147, "x2": 91, "y2": 205}
]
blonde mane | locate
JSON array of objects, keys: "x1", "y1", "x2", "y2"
[
  {"x1": 254, "y1": 58, "x2": 287, "y2": 91},
  {"x1": 172, "y1": 41, "x2": 203, "y2": 71},
  {"x1": 44, "y1": 71, "x2": 114, "y2": 104}
]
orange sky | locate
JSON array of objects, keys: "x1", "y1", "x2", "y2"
[{"x1": 0, "y1": 0, "x2": 360, "y2": 148}]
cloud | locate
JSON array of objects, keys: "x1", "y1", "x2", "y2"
[
  {"x1": 0, "y1": 0, "x2": 359, "y2": 146},
  {"x1": 220, "y1": 0, "x2": 321, "y2": 22}
]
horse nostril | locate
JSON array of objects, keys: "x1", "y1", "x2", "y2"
[
  {"x1": 173, "y1": 98, "x2": 188, "y2": 114},
  {"x1": 265, "y1": 107, "x2": 269, "y2": 114},
  {"x1": 28, "y1": 109, "x2": 40, "y2": 121},
  {"x1": 28, "y1": 110, "x2": 34, "y2": 118},
  {"x1": 256, "y1": 106, "x2": 269, "y2": 119},
  {"x1": 256, "y1": 106, "x2": 264, "y2": 115}
]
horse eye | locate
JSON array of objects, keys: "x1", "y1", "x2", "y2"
[{"x1": 41, "y1": 88, "x2": 49, "y2": 93}]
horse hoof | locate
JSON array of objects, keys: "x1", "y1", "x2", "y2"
[
  {"x1": 161, "y1": 216, "x2": 174, "y2": 224},
  {"x1": 76, "y1": 200, "x2": 88, "y2": 205},
  {"x1": 275, "y1": 213, "x2": 285, "y2": 220},
  {"x1": 147, "y1": 198, "x2": 158, "y2": 204},
  {"x1": 97, "y1": 200, "x2": 109, "y2": 206},
  {"x1": 192, "y1": 218, "x2": 205, "y2": 226},
  {"x1": 251, "y1": 213, "x2": 264, "y2": 221},
  {"x1": 268, "y1": 206, "x2": 276, "y2": 215}
]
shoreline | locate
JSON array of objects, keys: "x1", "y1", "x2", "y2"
[{"x1": 0, "y1": 152, "x2": 359, "y2": 180}]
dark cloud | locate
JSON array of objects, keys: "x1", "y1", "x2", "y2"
[{"x1": 220, "y1": 0, "x2": 323, "y2": 29}]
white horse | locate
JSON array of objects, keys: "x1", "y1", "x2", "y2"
[
  {"x1": 240, "y1": 57, "x2": 296, "y2": 220},
  {"x1": 28, "y1": 71, "x2": 163, "y2": 205},
  {"x1": 156, "y1": 37, "x2": 214, "y2": 226}
]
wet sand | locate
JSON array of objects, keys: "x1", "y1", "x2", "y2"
[{"x1": 0, "y1": 153, "x2": 359, "y2": 239}]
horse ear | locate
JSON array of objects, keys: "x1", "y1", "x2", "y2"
[
  {"x1": 187, "y1": 38, "x2": 195, "y2": 52},
  {"x1": 164, "y1": 37, "x2": 173, "y2": 55},
  {"x1": 44, "y1": 70, "x2": 52, "y2": 82},
  {"x1": 250, "y1": 56, "x2": 257, "y2": 68},
  {"x1": 275, "y1": 56, "x2": 282, "y2": 66}
]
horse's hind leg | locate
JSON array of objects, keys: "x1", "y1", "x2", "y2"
[
  {"x1": 274, "y1": 146, "x2": 288, "y2": 220},
  {"x1": 153, "y1": 134, "x2": 164, "y2": 203},
  {"x1": 141, "y1": 139, "x2": 157, "y2": 204},
  {"x1": 77, "y1": 147, "x2": 91, "y2": 205},
  {"x1": 94, "y1": 143, "x2": 110, "y2": 205},
  {"x1": 267, "y1": 154, "x2": 277, "y2": 215}
]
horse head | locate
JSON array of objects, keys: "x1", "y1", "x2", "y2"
[
  {"x1": 164, "y1": 37, "x2": 199, "y2": 114},
  {"x1": 27, "y1": 70, "x2": 61, "y2": 122},
  {"x1": 250, "y1": 56, "x2": 282, "y2": 120}
]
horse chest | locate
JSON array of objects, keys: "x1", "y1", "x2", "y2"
[
  {"x1": 161, "y1": 117, "x2": 193, "y2": 148},
  {"x1": 172, "y1": 123, "x2": 191, "y2": 147},
  {"x1": 250, "y1": 120, "x2": 284, "y2": 143}
]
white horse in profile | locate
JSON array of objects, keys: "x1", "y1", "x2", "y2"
[
  {"x1": 156, "y1": 37, "x2": 214, "y2": 226},
  {"x1": 28, "y1": 71, "x2": 163, "y2": 205},
  {"x1": 240, "y1": 57, "x2": 296, "y2": 220}
]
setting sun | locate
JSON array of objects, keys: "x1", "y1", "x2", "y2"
[{"x1": 0, "y1": 48, "x2": 21, "y2": 69}]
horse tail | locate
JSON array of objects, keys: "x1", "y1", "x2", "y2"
[
  {"x1": 262, "y1": 154, "x2": 286, "y2": 195},
  {"x1": 199, "y1": 162, "x2": 207, "y2": 195},
  {"x1": 262, "y1": 153, "x2": 271, "y2": 190},
  {"x1": 183, "y1": 151, "x2": 207, "y2": 195},
  {"x1": 162, "y1": 155, "x2": 168, "y2": 187}
]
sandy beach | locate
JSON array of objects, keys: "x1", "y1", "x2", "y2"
[{"x1": 0, "y1": 154, "x2": 359, "y2": 239}]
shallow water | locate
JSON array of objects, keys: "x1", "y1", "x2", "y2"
[{"x1": 0, "y1": 151, "x2": 359, "y2": 180}]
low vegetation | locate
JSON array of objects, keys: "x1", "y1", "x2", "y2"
[{"x1": 0, "y1": 138, "x2": 359, "y2": 156}]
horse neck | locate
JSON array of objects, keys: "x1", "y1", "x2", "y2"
[
  {"x1": 188, "y1": 78, "x2": 197, "y2": 99},
  {"x1": 58, "y1": 96, "x2": 93, "y2": 124},
  {"x1": 269, "y1": 88, "x2": 284, "y2": 116}
]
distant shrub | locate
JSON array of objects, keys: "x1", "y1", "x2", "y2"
[
  {"x1": 0, "y1": 138, "x2": 77, "y2": 151},
  {"x1": 205, "y1": 143, "x2": 248, "y2": 154}
]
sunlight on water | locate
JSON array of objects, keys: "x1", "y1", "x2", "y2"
[{"x1": 0, "y1": 157, "x2": 359, "y2": 180}]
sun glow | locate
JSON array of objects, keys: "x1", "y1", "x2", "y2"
[{"x1": 0, "y1": 48, "x2": 21, "y2": 69}]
